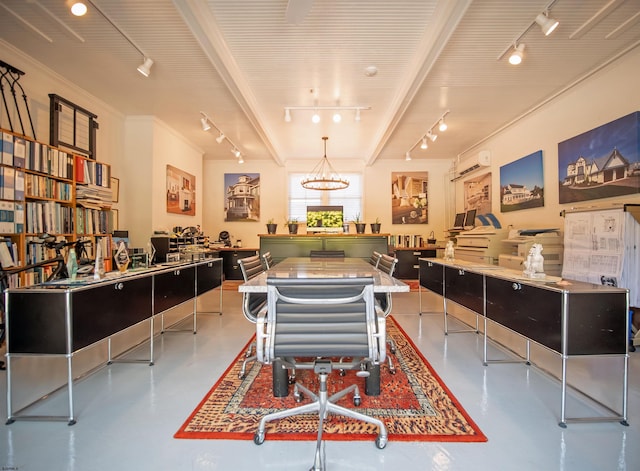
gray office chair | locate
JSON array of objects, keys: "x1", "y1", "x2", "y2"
[
  {"x1": 376, "y1": 253, "x2": 398, "y2": 374},
  {"x1": 261, "y1": 251, "x2": 274, "y2": 270},
  {"x1": 309, "y1": 249, "x2": 345, "y2": 258},
  {"x1": 369, "y1": 250, "x2": 382, "y2": 268},
  {"x1": 238, "y1": 255, "x2": 267, "y2": 379},
  {"x1": 253, "y1": 276, "x2": 388, "y2": 470}
]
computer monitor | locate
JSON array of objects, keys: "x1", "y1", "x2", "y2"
[
  {"x1": 452, "y1": 212, "x2": 465, "y2": 229},
  {"x1": 464, "y1": 209, "x2": 477, "y2": 227},
  {"x1": 306, "y1": 205, "x2": 344, "y2": 229}
]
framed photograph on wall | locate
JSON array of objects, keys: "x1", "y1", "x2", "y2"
[
  {"x1": 391, "y1": 172, "x2": 428, "y2": 224},
  {"x1": 166, "y1": 165, "x2": 196, "y2": 216},
  {"x1": 558, "y1": 111, "x2": 640, "y2": 204},
  {"x1": 500, "y1": 150, "x2": 544, "y2": 212},
  {"x1": 464, "y1": 172, "x2": 491, "y2": 214},
  {"x1": 224, "y1": 173, "x2": 260, "y2": 221}
]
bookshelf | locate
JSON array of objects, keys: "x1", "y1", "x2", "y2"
[{"x1": 0, "y1": 127, "x2": 114, "y2": 285}]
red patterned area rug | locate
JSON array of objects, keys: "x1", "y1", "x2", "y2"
[{"x1": 175, "y1": 317, "x2": 487, "y2": 443}]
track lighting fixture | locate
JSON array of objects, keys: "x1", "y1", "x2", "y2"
[
  {"x1": 284, "y1": 105, "x2": 371, "y2": 123},
  {"x1": 200, "y1": 111, "x2": 247, "y2": 162},
  {"x1": 71, "y1": 2, "x2": 87, "y2": 16},
  {"x1": 78, "y1": 1, "x2": 154, "y2": 77},
  {"x1": 404, "y1": 110, "x2": 450, "y2": 159},
  {"x1": 509, "y1": 43, "x2": 525, "y2": 65},
  {"x1": 137, "y1": 57, "x2": 153, "y2": 77},
  {"x1": 497, "y1": 1, "x2": 559, "y2": 65},
  {"x1": 535, "y1": 12, "x2": 559, "y2": 36}
]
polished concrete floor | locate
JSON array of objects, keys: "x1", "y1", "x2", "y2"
[{"x1": 1, "y1": 288, "x2": 639, "y2": 471}]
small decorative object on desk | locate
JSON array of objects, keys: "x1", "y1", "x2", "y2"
[
  {"x1": 114, "y1": 240, "x2": 130, "y2": 274},
  {"x1": 444, "y1": 241, "x2": 455, "y2": 261},
  {"x1": 66, "y1": 248, "x2": 78, "y2": 280},
  {"x1": 93, "y1": 241, "x2": 105, "y2": 280},
  {"x1": 523, "y1": 243, "x2": 545, "y2": 278},
  {"x1": 147, "y1": 241, "x2": 156, "y2": 265}
]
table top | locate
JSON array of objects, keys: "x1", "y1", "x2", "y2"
[{"x1": 238, "y1": 257, "x2": 409, "y2": 293}]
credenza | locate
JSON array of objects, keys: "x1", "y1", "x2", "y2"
[
  {"x1": 418, "y1": 257, "x2": 629, "y2": 427},
  {"x1": 5, "y1": 258, "x2": 223, "y2": 425},
  {"x1": 259, "y1": 234, "x2": 389, "y2": 264}
]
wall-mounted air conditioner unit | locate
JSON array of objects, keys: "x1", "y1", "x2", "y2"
[{"x1": 455, "y1": 151, "x2": 491, "y2": 179}]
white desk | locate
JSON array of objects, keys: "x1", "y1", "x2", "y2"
[{"x1": 238, "y1": 257, "x2": 409, "y2": 293}]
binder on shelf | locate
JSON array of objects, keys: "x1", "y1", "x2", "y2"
[
  {"x1": 2, "y1": 131, "x2": 14, "y2": 165},
  {"x1": 13, "y1": 137, "x2": 26, "y2": 168}
]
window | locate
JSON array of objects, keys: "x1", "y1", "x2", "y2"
[{"x1": 288, "y1": 173, "x2": 362, "y2": 222}]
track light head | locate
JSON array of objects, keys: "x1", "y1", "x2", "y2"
[
  {"x1": 421, "y1": 136, "x2": 428, "y2": 150},
  {"x1": 137, "y1": 57, "x2": 154, "y2": 77},
  {"x1": 509, "y1": 43, "x2": 525, "y2": 65},
  {"x1": 312, "y1": 112, "x2": 321, "y2": 124},
  {"x1": 427, "y1": 130, "x2": 437, "y2": 142},
  {"x1": 405, "y1": 151, "x2": 412, "y2": 161},
  {"x1": 438, "y1": 118, "x2": 448, "y2": 132},
  {"x1": 216, "y1": 132, "x2": 225, "y2": 144},
  {"x1": 355, "y1": 108, "x2": 361, "y2": 122},
  {"x1": 284, "y1": 108, "x2": 291, "y2": 122},
  {"x1": 200, "y1": 117, "x2": 211, "y2": 132},
  {"x1": 71, "y1": 2, "x2": 87, "y2": 16},
  {"x1": 535, "y1": 12, "x2": 559, "y2": 36},
  {"x1": 237, "y1": 155, "x2": 244, "y2": 164},
  {"x1": 332, "y1": 112, "x2": 342, "y2": 123}
]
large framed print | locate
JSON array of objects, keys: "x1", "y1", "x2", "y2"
[
  {"x1": 166, "y1": 165, "x2": 196, "y2": 215},
  {"x1": 558, "y1": 111, "x2": 640, "y2": 204},
  {"x1": 224, "y1": 173, "x2": 260, "y2": 221},
  {"x1": 500, "y1": 150, "x2": 544, "y2": 212}
]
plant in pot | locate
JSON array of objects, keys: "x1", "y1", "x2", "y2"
[
  {"x1": 353, "y1": 214, "x2": 366, "y2": 234},
  {"x1": 266, "y1": 218, "x2": 278, "y2": 234},
  {"x1": 287, "y1": 217, "x2": 299, "y2": 234},
  {"x1": 370, "y1": 217, "x2": 382, "y2": 234}
]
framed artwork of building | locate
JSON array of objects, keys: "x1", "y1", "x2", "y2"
[
  {"x1": 224, "y1": 173, "x2": 260, "y2": 221},
  {"x1": 391, "y1": 172, "x2": 428, "y2": 224},
  {"x1": 558, "y1": 111, "x2": 640, "y2": 204},
  {"x1": 464, "y1": 172, "x2": 492, "y2": 215},
  {"x1": 500, "y1": 150, "x2": 544, "y2": 213},
  {"x1": 166, "y1": 165, "x2": 196, "y2": 215}
]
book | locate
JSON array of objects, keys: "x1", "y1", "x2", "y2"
[
  {"x1": 0, "y1": 237, "x2": 15, "y2": 267},
  {"x1": 13, "y1": 137, "x2": 26, "y2": 167},
  {"x1": 2, "y1": 131, "x2": 14, "y2": 165}
]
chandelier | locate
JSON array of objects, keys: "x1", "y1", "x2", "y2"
[{"x1": 301, "y1": 137, "x2": 349, "y2": 190}]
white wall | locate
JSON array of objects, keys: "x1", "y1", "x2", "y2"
[
  {"x1": 455, "y1": 46, "x2": 640, "y2": 229},
  {"x1": 123, "y1": 117, "x2": 204, "y2": 248}
]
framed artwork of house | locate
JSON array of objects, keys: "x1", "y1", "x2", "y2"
[
  {"x1": 166, "y1": 165, "x2": 196, "y2": 216},
  {"x1": 224, "y1": 173, "x2": 260, "y2": 221},
  {"x1": 500, "y1": 150, "x2": 544, "y2": 213},
  {"x1": 391, "y1": 172, "x2": 428, "y2": 224},
  {"x1": 558, "y1": 111, "x2": 640, "y2": 204}
]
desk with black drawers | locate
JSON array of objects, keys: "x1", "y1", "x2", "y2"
[
  {"x1": 5, "y1": 258, "x2": 222, "y2": 425},
  {"x1": 418, "y1": 257, "x2": 629, "y2": 427}
]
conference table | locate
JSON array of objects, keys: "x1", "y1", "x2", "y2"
[
  {"x1": 238, "y1": 257, "x2": 410, "y2": 294},
  {"x1": 238, "y1": 257, "x2": 409, "y2": 396}
]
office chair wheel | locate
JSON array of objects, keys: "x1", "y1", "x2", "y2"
[
  {"x1": 375, "y1": 435, "x2": 388, "y2": 449},
  {"x1": 294, "y1": 390, "x2": 303, "y2": 403},
  {"x1": 353, "y1": 397, "x2": 361, "y2": 407},
  {"x1": 253, "y1": 431, "x2": 265, "y2": 445}
]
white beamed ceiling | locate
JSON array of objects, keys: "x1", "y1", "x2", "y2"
[{"x1": 0, "y1": 0, "x2": 638, "y2": 165}]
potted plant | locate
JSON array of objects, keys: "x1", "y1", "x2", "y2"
[
  {"x1": 353, "y1": 214, "x2": 366, "y2": 234},
  {"x1": 266, "y1": 218, "x2": 278, "y2": 234},
  {"x1": 287, "y1": 217, "x2": 299, "y2": 234},
  {"x1": 370, "y1": 217, "x2": 382, "y2": 234}
]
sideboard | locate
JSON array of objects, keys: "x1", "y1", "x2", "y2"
[
  {"x1": 5, "y1": 258, "x2": 223, "y2": 425},
  {"x1": 259, "y1": 234, "x2": 389, "y2": 264},
  {"x1": 418, "y1": 257, "x2": 629, "y2": 427}
]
